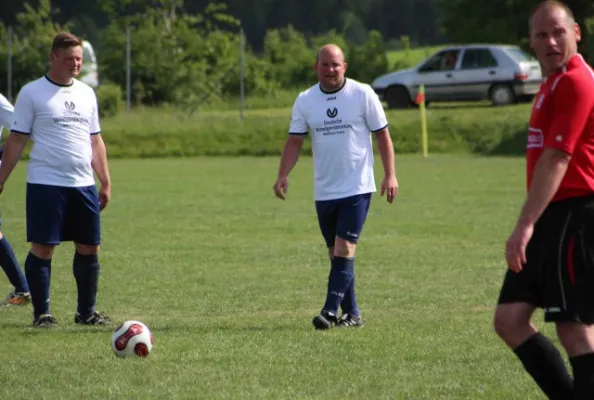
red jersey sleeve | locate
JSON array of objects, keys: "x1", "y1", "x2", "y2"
[{"x1": 545, "y1": 74, "x2": 594, "y2": 154}]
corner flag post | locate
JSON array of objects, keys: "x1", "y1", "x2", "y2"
[{"x1": 416, "y1": 85, "x2": 428, "y2": 157}]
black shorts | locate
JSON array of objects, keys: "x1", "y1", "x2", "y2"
[{"x1": 497, "y1": 194, "x2": 594, "y2": 324}]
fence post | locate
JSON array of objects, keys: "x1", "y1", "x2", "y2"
[
  {"x1": 7, "y1": 26, "x2": 13, "y2": 102},
  {"x1": 126, "y1": 25, "x2": 131, "y2": 113},
  {"x1": 240, "y1": 26, "x2": 245, "y2": 121}
]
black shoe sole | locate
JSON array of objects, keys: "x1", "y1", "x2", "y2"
[{"x1": 312, "y1": 315, "x2": 333, "y2": 330}]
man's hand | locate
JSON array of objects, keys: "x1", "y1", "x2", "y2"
[
  {"x1": 273, "y1": 176, "x2": 289, "y2": 200},
  {"x1": 380, "y1": 175, "x2": 398, "y2": 203},
  {"x1": 505, "y1": 222, "x2": 534, "y2": 273},
  {"x1": 98, "y1": 185, "x2": 111, "y2": 211}
]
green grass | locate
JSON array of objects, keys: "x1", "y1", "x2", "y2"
[
  {"x1": 0, "y1": 155, "x2": 555, "y2": 399},
  {"x1": 97, "y1": 102, "x2": 532, "y2": 158}
]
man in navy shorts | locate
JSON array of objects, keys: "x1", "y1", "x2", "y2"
[
  {"x1": 0, "y1": 32, "x2": 112, "y2": 328},
  {"x1": 273, "y1": 44, "x2": 399, "y2": 329}
]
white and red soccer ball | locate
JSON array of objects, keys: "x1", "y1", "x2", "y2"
[{"x1": 111, "y1": 320, "x2": 154, "y2": 358}]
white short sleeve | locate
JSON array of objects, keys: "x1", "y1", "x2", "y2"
[
  {"x1": 363, "y1": 85, "x2": 388, "y2": 133},
  {"x1": 89, "y1": 91, "x2": 101, "y2": 135},
  {"x1": 11, "y1": 86, "x2": 34, "y2": 135},
  {"x1": 0, "y1": 94, "x2": 14, "y2": 135},
  {"x1": 288, "y1": 94, "x2": 309, "y2": 136}
]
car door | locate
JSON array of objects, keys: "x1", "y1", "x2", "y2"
[
  {"x1": 415, "y1": 49, "x2": 461, "y2": 101},
  {"x1": 455, "y1": 48, "x2": 499, "y2": 100}
]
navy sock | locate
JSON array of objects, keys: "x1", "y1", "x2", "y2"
[
  {"x1": 73, "y1": 252, "x2": 100, "y2": 317},
  {"x1": 0, "y1": 236, "x2": 29, "y2": 293},
  {"x1": 25, "y1": 252, "x2": 52, "y2": 318},
  {"x1": 514, "y1": 333, "x2": 573, "y2": 400},
  {"x1": 322, "y1": 256, "x2": 354, "y2": 314},
  {"x1": 570, "y1": 352, "x2": 594, "y2": 400},
  {"x1": 340, "y1": 259, "x2": 359, "y2": 316}
]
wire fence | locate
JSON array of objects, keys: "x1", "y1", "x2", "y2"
[{"x1": 4, "y1": 26, "x2": 247, "y2": 119}]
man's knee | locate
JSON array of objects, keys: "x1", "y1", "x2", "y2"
[
  {"x1": 75, "y1": 243, "x2": 100, "y2": 256},
  {"x1": 556, "y1": 322, "x2": 594, "y2": 357},
  {"x1": 494, "y1": 303, "x2": 535, "y2": 342},
  {"x1": 31, "y1": 243, "x2": 55, "y2": 260},
  {"x1": 333, "y1": 237, "x2": 356, "y2": 258}
]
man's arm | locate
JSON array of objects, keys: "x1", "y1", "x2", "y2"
[
  {"x1": 273, "y1": 136, "x2": 304, "y2": 200},
  {"x1": 91, "y1": 134, "x2": 111, "y2": 189},
  {"x1": 374, "y1": 128, "x2": 398, "y2": 203},
  {"x1": 277, "y1": 136, "x2": 305, "y2": 179},
  {"x1": 375, "y1": 128, "x2": 396, "y2": 178},
  {"x1": 0, "y1": 133, "x2": 29, "y2": 189},
  {"x1": 517, "y1": 148, "x2": 570, "y2": 226}
]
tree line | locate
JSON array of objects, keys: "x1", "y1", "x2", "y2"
[{"x1": 0, "y1": 0, "x2": 592, "y2": 111}]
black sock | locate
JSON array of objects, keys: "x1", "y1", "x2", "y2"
[
  {"x1": 322, "y1": 256, "x2": 354, "y2": 314},
  {"x1": 24, "y1": 252, "x2": 52, "y2": 318},
  {"x1": 339, "y1": 258, "x2": 359, "y2": 316},
  {"x1": 0, "y1": 236, "x2": 29, "y2": 293},
  {"x1": 513, "y1": 333, "x2": 573, "y2": 400},
  {"x1": 73, "y1": 252, "x2": 100, "y2": 317},
  {"x1": 570, "y1": 352, "x2": 594, "y2": 400}
]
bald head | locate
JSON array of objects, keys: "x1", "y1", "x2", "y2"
[
  {"x1": 528, "y1": 0, "x2": 580, "y2": 75},
  {"x1": 315, "y1": 44, "x2": 348, "y2": 92},
  {"x1": 316, "y1": 44, "x2": 345, "y2": 64},
  {"x1": 529, "y1": 0, "x2": 575, "y2": 30}
]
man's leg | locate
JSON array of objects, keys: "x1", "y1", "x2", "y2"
[
  {"x1": 71, "y1": 185, "x2": 110, "y2": 325},
  {"x1": 494, "y1": 303, "x2": 573, "y2": 399},
  {"x1": 25, "y1": 183, "x2": 63, "y2": 327},
  {"x1": 0, "y1": 230, "x2": 30, "y2": 305},
  {"x1": 26, "y1": 244, "x2": 56, "y2": 326},
  {"x1": 557, "y1": 323, "x2": 594, "y2": 400}
]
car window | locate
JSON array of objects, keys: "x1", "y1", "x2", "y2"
[
  {"x1": 461, "y1": 49, "x2": 498, "y2": 69},
  {"x1": 505, "y1": 47, "x2": 536, "y2": 62},
  {"x1": 419, "y1": 50, "x2": 460, "y2": 72}
]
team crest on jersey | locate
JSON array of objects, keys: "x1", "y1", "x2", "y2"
[
  {"x1": 64, "y1": 101, "x2": 76, "y2": 111},
  {"x1": 327, "y1": 107, "x2": 338, "y2": 118}
]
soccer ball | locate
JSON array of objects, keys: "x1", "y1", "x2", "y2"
[{"x1": 111, "y1": 320, "x2": 154, "y2": 358}]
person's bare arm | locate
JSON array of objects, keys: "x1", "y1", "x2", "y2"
[
  {"x1": 91, "y1": 134, "x2": 111, "y2": 210},
  {"x1": 375, "y1": 128, "x2": 398, "y2": 203},
  {"x1": 273, "y1": 136, "x2": 305, "y2": 200},
  {"x1": 0, "y1": 132, "x2": 29, "y2": 192}
]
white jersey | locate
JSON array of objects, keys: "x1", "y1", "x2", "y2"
[
  {"x1": 11, "y1": 76, "x2": 101, "y2": 187},
  {"x1": 0, "y1": 93, "x2": 14, "y2": 141},
  {"x1": 288, "y1": 78, "x2": 388, "y2": 201}
]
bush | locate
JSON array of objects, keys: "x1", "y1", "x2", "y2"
[{"x1": 96, "y1": 81, "x2": 124, "y2": 118}]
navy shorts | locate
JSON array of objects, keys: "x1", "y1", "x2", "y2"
[
  {"x1": 26, "y1": 183, "x2": 101, "y2": 245},
  {"x1": 315, "y1": 193, "x2": 372, "y2": 248}
]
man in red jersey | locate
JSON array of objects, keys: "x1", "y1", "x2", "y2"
[{"x1": 494, "y1": 1, "x2": 594, "y2": 399}]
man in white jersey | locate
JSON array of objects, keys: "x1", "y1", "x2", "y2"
[
  {"x1": 273, "y1": 44, "x2": 398, "y2": 330},
  {"x1": 0, "y1": 32, "x2": 112, "y2": 327},
  {"x1": 0, "y1": 93, "x2": 31, "y2": 306}
]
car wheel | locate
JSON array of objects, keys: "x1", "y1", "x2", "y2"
[
  {"x1": 385, "y1": 86, "x2": 411, "y2": 109},
  {"x1": 489, "y1": 84, "x2": 515, "y2": 106}
]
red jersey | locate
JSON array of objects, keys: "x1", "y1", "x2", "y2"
[{"x1": 527, "y1": 54, "x2": 594, "y2": 201}]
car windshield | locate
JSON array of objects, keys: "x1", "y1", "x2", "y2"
[{"x1": 505, "y1": 47, "x2": 536, "y2": 62}]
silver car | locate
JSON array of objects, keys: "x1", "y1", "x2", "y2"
[{"x1": 371, "y1": 44, "x2": 542, "y2": 108}]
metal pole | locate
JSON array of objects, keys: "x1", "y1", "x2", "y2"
[
  {"x1": 126, "y1": 25, "x2": 131, "y2": 112},
  {"x1": 240, "y1": 27, "x2": 245, "y2": 121},
  {"x1": 7, "y1": 26, "x2": 13, "y2": 102}
]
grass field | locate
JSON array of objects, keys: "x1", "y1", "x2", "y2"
[{"x1": 0, "y1": 155, "x2": 556, "y2": 399}]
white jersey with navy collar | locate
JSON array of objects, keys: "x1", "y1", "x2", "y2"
[
  {"x1": 288, "y1": 78, "x2": 388, "y2": 201},
  {"x1": 11, "y1": 76, "x2": 100, "y2": 187}
]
